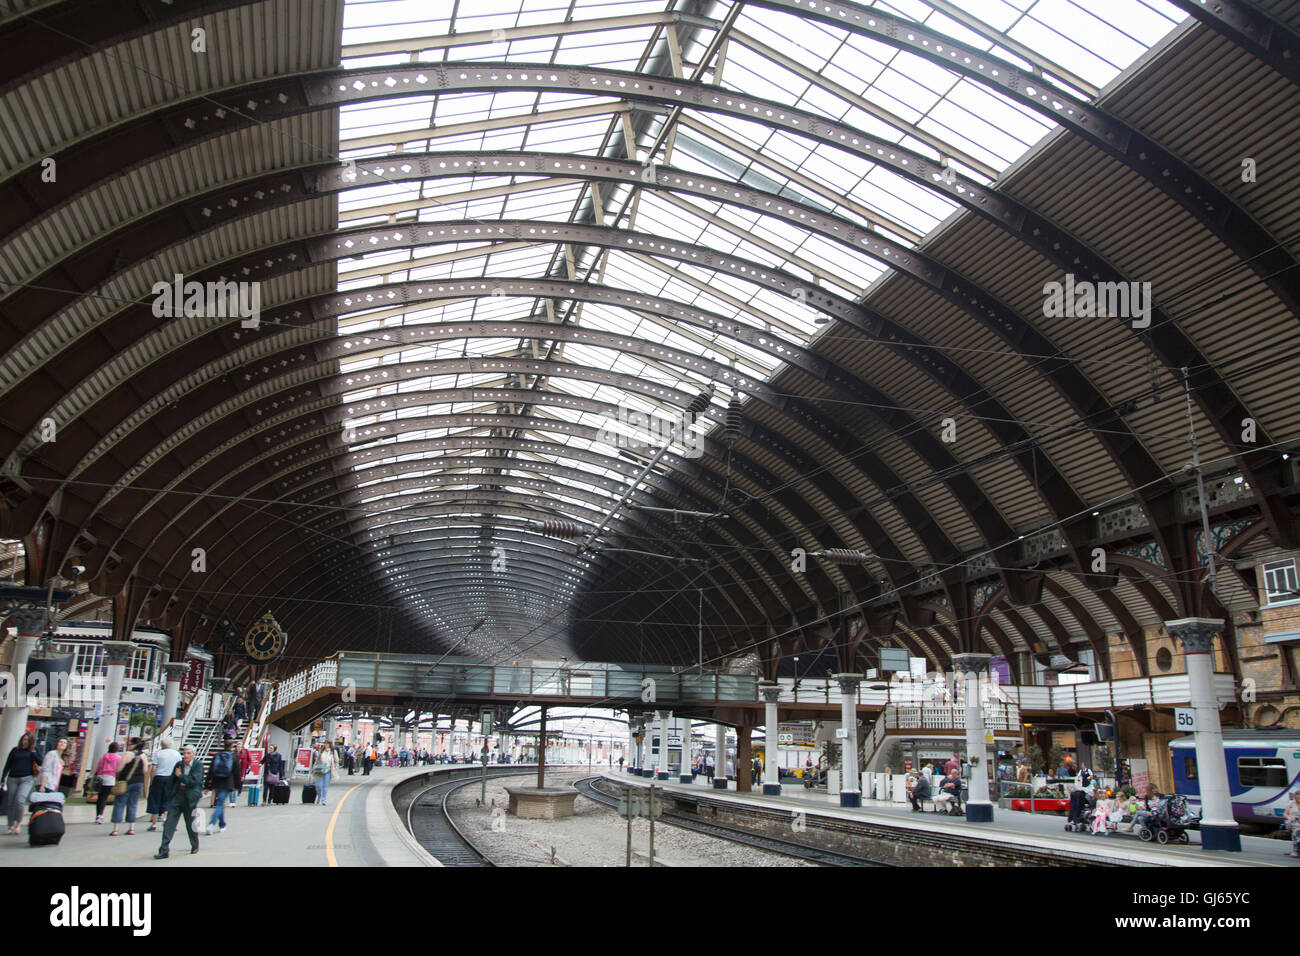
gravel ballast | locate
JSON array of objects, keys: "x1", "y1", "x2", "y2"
[{"x1": 447, "y1": 772, "x2": 815, "y2": 867}]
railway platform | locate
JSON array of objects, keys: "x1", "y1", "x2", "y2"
[
  {"x1": 606, "y1": 772, "x2": 1298, "y2": 868},
  {"x1": 0, "y1": 764, "x2": 440, "y2": 868}
]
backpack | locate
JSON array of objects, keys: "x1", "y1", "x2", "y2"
[{"x1": 212, "y1": 750, "x2": 235, "y2": 778}]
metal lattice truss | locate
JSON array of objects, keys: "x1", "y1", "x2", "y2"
[{"x1": 1, "y1": 0, "x2": 1299, "y2": 682}]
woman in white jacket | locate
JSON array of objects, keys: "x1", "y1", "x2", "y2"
[
  {"x1": 38, "y1": 738, "x2": 68, "y2": 793},
  {"x1": 311, "y1": 742, "x2": 337, "y2": 807}
]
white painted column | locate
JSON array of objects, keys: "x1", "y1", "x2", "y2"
[
  {"x1": 953, "y1": 653, "x2": 994, "y2": 822},
  {"x1": 159, "y1": 662, "x2": 188, "y2": 732},
  {"x1": 86, "y1": 642, "x2": 136, "y2": 778},
  {"x1": 209, "y1": 676, "x2": 230, "y2": 719},
  {"x1": 1166, "y1": 617, "x2": 1240, "y2": 852},
  {"x1": 656, "y1": 710, "x2": 671, "y2": 779},
  {"x1": 760, "y1": 682, "x2": 782, "y2": 795},
  {"x1": 678, "y1": 717, "x2": 693, "y2": 783},
  {"x1": 627, "y1": 717, "x2": 636, "y2": 773},
  {"x1": 0, "y1": 612, "x2": 43, "y2": 755},
  {"x1": 713, "y1": 723, "x2": 728, "y2": 789},
  {"x1": 834, "y1": 674, "x2": 862, "y2": 807}
]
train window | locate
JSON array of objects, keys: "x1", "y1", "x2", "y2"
[
  {"x1": 1183, "y1": 755, "x2": 1197, "y2": 780},
  {"x1": 1237, "y1": 757, "x2": 1288, "y2": 788}
]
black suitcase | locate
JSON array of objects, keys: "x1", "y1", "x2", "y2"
[
  {"x1": 302, "y1": 784, "x2": 317, "y2": 804},
  {"x1": 28, "y1": 791, "x2": 65, "y2": 846},
  {"x1": 271, "y1": 782, "x2": 291, "y2": 805}
]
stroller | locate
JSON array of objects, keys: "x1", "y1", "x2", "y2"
[
  {"x1": 1137, "y1": 794, "x2": 1196, "y2": 844},
  {"x1": 1064, "y1": 789, "x2": 1092, "y2": 833}
]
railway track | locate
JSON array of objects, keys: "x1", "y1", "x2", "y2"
[
  {"x1": 404, "y1": 769, "x2": 530, "y2": 866},
  {"x1": 575, "y1": 776, "x2": 891, "y2": 867}
]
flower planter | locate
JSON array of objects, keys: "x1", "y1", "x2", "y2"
[{"x1": 1010, "y1": 797, "x2": 1069, "y2": 812}]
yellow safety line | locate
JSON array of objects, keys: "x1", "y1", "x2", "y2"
[{"x1": 326, "y1": 782, "x2": 364, "y2": 867}]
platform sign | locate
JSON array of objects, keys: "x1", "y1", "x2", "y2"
[
  {"x1": 480, "y1": 710, "x2": 493, "y2": 735},
  {"x1": 878, "y1": 647, "x2": 910, "y2": 673},
  {"x1": 777, "y1": 721, "x2": 815, "y2": 748},
  {"x1": 1174, "y1": 707, "x2": 1196, "y2": 732}
]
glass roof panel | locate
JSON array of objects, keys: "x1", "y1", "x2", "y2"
[{"x1": 335, "y1": 0, "x2": 1188, "y2": 653}]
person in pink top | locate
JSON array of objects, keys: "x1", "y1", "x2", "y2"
[{"x1": 93, "y1": 742, "x2": 123, "y2": 824}]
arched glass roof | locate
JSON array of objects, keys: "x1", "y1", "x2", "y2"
[{"x1": 329, "y1": 0, "x2": 1187, "y2": 656}]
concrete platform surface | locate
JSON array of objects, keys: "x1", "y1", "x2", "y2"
[
  {"x1": 0, "y1": 764, "x2": 439, "y2": 867},
  {"x1": 609, "y1": 771, "x2": 1299, "y2": 868}
]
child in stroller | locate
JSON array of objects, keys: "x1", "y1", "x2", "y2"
[{"x1": 1136, "y1": 793, "x2": 1196, "y2": 844}]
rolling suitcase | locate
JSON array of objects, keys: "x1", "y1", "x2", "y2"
[
  {"x1": 271, "y1": 781, "x2": 291, "y2": 805},
  {"x1": 302, "y1": 783, "x2": 317, "y2": 804},
  {"x1": 28, "y1": 791, "x2": 65, "y2": 846}
]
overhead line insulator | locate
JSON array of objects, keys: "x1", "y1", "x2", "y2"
[
  {"x1": 814, "y1": 549, "x2": 874, "y2": 566},
  {"x1": 537, "y1": 519, "x2": 583, "y2": 539},
  {"x1": 724, "y1": 393, "x2": 743, "y2": 445}
]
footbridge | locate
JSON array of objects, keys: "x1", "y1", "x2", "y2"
[{"x1": 257, "y1": 651, "x2": 1235, "y2": 736}]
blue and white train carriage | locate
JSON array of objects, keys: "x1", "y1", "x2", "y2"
[{"x1": 1170, "y1": 729, "x2": 1300, "y2": 829}]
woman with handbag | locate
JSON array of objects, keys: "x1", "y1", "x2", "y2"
[
  {"x1": 311, "y1": 741, "x2": 336, "y2": 807},
  {"x1": 109, "y1": 738, "x2": 147, "y2": 836},
  {"x1": 2, "y1": 732, "x2": 41, "y2": 835},
  {"x1": 263, "y1": 743, "x2": 286, "y2": 802},
  {"x1": 92, "y1": 741, "x2": 122, "y2": 824}
]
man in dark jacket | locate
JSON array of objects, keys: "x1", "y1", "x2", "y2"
[
  {"x1": 155, "y1": 745, "x2": 204, "y2": 858},
  {"x1": 910, "y1": 772, "x2": 933, "y2": 811}
]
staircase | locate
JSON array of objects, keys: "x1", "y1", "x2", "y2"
[{"x1": 180, "y1": 702, "x2": 234, "y2": 781}]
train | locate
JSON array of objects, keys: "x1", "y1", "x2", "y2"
[{"x1": 1169, "y1": 728, "x2": 1300, "y2": 830}]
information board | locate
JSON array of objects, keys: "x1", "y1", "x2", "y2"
[
  {"x1": 776, "y1": 721, "x2": 815, "y2": 748},
  {"x1": 878, "y1": 647, "x2": 910, "y2": 672}
]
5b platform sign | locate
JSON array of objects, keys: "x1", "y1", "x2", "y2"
[{"x1": 1174, "y1": 707, "x2": 1196, "y2": 732}]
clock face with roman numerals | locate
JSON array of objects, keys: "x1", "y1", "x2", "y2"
[{"x1": 243, "y1": 612, "x2": 286, "y2": 664}]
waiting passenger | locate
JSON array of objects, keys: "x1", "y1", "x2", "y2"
[
  {"x1": 1282, "y1": 790, "x2": 1299, "y2": 858},
  {"x1": 1125, "y1": 787, "x2": 1162, "y2": 834},
  {"x1": 933, "y1": 768, "x2": 962, "y2": 814},
  {"x1": 910, "y1": 771, "x2": 932, "y2": 811}
]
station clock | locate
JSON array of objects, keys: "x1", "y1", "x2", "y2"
[{"x1": 243, "y1": 611, "x2": 287, "y2": 664}]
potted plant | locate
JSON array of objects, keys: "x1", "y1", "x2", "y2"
[
  {"x1": 1048, "y1": 744, "x2": 1067, "y2": 776},
  {"x1": 999, "y1": 782, "x2": 1031, "y2": 809},
  {"x1": 884, "y1": 741, "x2": 904, "y2": 775}
]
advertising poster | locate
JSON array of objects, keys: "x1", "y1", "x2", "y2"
[
  {"x1": 1129, "y1": 758, "x2": 1150, "y2": 796},
  {"x1": 178, "y1": 658, "x2": 207, "y2": 694},
  {"x1": 295, "y1": 747, "x2": 312, "y2": 773},
  {"x1": 245, "y1": 747, "x2": 264, "y2": 779}
]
